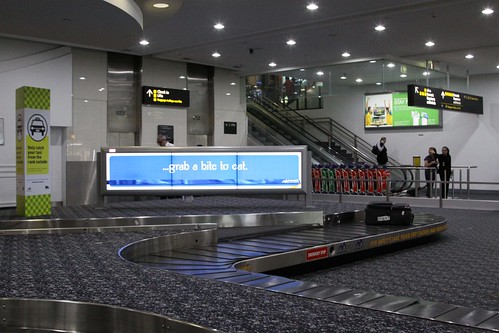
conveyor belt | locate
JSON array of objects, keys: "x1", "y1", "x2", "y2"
[{"x1": 121, "y1": 213, "x2": 499, "y2": 332}]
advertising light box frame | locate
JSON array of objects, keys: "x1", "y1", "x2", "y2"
[
  {"x1": 364, "y1": 91, "x2": 442, "y2": 130},
  {"x1": 100, "y1": 146, "x2": 310, "y2": 196}
]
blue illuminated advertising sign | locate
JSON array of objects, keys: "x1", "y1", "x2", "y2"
[{"x1": 104, "y1": 151, "x2": 303, "y2": 193}]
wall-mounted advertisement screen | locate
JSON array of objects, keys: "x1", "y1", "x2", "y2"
[
  {"x1": 365, "y1": 92, "x2": 441, "y2": 129},
  {"x1": 101, "y1": 147, "x2": 306, "y2": 195}
]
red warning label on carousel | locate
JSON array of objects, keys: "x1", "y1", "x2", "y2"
[{"x1": 306, "y1": 246, "x2": 328, "y2": 261}]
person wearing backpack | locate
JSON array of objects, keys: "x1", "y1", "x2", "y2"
[{"x1": 372, "y1": 137, "x2": 388, "y2": 166}]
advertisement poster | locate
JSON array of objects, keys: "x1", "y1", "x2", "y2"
[
  {"x1": 15, "y1": 86, "x2": 51, "y2": 217},
  {"x1": 105, "y1": 152, "x2": 303, "y2": 191},
  {"x1": 365, "y1": 92, "x2": 441, "y2": 129}
]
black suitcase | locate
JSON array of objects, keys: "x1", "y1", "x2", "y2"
[{"x1": 365, "y1": 202, "x2": 414, "y2": 225}]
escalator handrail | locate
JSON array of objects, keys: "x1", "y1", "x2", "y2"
[
  {"x1": 247, "y1": 100, "x2": 344, "y2": 165},
  {"x1": 252, "y1": 95, "x2": 403, "y2": 167}
]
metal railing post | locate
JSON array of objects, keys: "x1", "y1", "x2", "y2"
[
  {"x1": 415, "y1": 168, "x2": 420, "y2": 197},
  {"x1": 439, "y1": 177, "x2": 443, "y2": 208},
  {"x1": 338, "y1": 177, "x2": 343, "y2": 203},
  {"x1": 467, "y1": 167, "x2": 471, "y2": 199},
  {"x1": 459, "y1": 169, "x2": 462, "y2": 198},
  {"x1": 386, "y1": 177, "x2": 391, "y2": 202}
]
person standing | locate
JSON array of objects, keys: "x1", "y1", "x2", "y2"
[
  {"x1": 157, "y1": 134, "x2": 175, "y2": 147},
  {"x1": 365, "y1": 98, "x2": 373, "y2": 127},
  {"x1": 365, "y1": 106, "x2": 373, "y2": 127},
  {"x1": 283, "y1": 77, "x2": 295, "y2": 105},
  {"x1": 372, "y1": 137, "x2": 388, "y2": 166},
  {"x1": 437, "y1": 146, "x2": 452, "y2": 198},
  {"x1": 424, "y1": 147, "x2": 438, "y2": 197}
]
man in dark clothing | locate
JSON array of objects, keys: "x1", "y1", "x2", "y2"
[{"x1": 372, "y1": 137, "x2": 388, "y2": 166}]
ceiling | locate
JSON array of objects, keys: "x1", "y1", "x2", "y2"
[{"x1": 1, "y1": 0, "x2": 499, "y2": 79}]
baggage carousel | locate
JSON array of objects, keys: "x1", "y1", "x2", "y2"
[
  {"x1": 1, "y1": 196, "x2": 498, "y2": 332},
  {"x1": 118, "y1": 209, "x2": 499, "y2": 331}
]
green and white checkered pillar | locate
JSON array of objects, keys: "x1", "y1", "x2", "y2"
[{"x1": 15, "y1": 86, "x2": 51, "y2": 217}]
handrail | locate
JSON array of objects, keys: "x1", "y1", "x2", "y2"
[
  {"x1": 307, "y1": 116, "x2": 402, "y2": 167},
  {"x1": 312, "y1": 165, "x2": 485, "y2": 206},
  {"x1": 249, "y1": 94, "x2": 402, "y2": 167},
  {"x1": 248, "y1": 96, "x2": 344, "y2": 165},
  {"x1": 287, "y1": 114, "x2": 377, "y2": 165},
  {"x1": 248, "y1": 113, "x2": 292, "y2": 146},
  {"x1": 248, "y1": 95, "x2": 415, "y2": 193},
  {"x1": 248, "y1": 96, "x2": 364, "y2": 164}
]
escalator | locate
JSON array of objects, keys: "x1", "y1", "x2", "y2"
[
  {"x1": 248, "y1": 98, "x2": 345, "y2": 165},
  {"x1": 247, "y1": 95, "x2": 414, "y2": 193}
]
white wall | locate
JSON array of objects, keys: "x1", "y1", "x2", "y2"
[
  {"x1": 140, "y1": 60, "x2": 247, "y2": 147},
  {"x1": 303, "y1": 74, "x2": 499, "y2": 188},
  {"x1": 0, "y1": 37, "x2": 72, "y2": 206},
  {"x1": 213, "y1": 68, "x2": 247, "y2": 146},
  {"x1": 0, "y1": 40, "x2": 248, "y2": 208},
  {"x1": 68, "y1": 48, "x2": 107, "y2": 162}
]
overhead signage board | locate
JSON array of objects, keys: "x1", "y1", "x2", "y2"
[
  {"x1": 142, "y1": 86, "x2": 190, "y2": 107},
  {"x1": 407, "y1": 84, "x2": 483, "y2": 114}
]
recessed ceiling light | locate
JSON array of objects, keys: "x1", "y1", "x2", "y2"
[
  {"x1": 375, "y1": 25, "x2": 385, "y2": 31},
  {"x1": 496, "y1": 65, "x2": 499, "y2": 69},
  {"x1": 153, "y1": 3, "x2": 169, "y2": 8},
  {"x1": 316, "y1": 71, "x2": 324, "y2": 76},
  {"x1": 340, "y1": 73, "x2": 347, "y2": 80},
  {"x1": 355, "y1": 78, "x2": 363, "y2": 83},
  {"x1": 342, "y1": 52, "x2": 351, "y2": 58},
  {"x1": 423, "y1": 71, "x2": 430, "y2": 76},
  {"x1": 84, "y1": 100, "x2": 88, "y2": 103},
  {"x1": 425, "y1": 41, "x2": 435, "y2": 47},
  {"x1": 212, "y1": 52, "x2": 221, "y2": 58},
  {"x1": 387, "y1": 63, "x2": 395, "y2": 68},
  {"x1": 376, "y1": 82, "x2": 382, "y2": 86},
  {"x1": 98, "y1": 87, "x2": 105, "y2": 91},
  {"x1": 287, "y1": 39, "x2": 296, "y2": 46},
  {"x1": 269, "y1": 62, "x2": 277, "y2": 67},
  {"x1": 139, "y1": 39, "x2": 149, "y2": 46},
  {"x1": 300, "y1": 68, "x2": 305, "y2": 71},
  {"x1": 465, "y1": 54, "x2": 474, "y2": 59},
  {"x1": 482, "y1": 8, "x2": 494, "y2": 15},
  {"x1": 214, "y1": 23, "x2": 225, "y2": 30},
  {"x1": 400, "y1": 74, "x2": 407, "y2": 78},
  {"x1": 307, "y1": 3, "x2": 318, "y2": 10},
  {"x1": 369, "y1": 60, "x2": 377, "y2": 63},
  {"x1": 79, "y1": 76, "x2": 86, "y2": 80},
  {"x1": 179, "y1": 75, "x2": 186, "y2": 79},
  {"x1": 226, "y1": 93, "x2": 231, "y2": 96},
  {"x1": 230, "y1": 82, "x2": 236, "y2": 86}
]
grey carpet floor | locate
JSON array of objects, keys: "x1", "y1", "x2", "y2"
[{"x1": 0, "y1": 196, "x2": 497, "y2": 332}]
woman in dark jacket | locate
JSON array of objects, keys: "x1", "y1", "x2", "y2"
[
  {"x1": 437, "y1": 146, "x2": 451, "y2": 198},
  {"x1": 424, "y1": 147, "x2": 438, "y2": 197}
]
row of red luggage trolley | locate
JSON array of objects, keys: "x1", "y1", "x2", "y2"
[{"x1": 312, "y1": 164, "x2": 390, "y2": 195}]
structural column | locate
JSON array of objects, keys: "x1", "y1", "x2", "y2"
[{"x1": 15, "y1": 86, "x2": 51, "y2": 217}]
